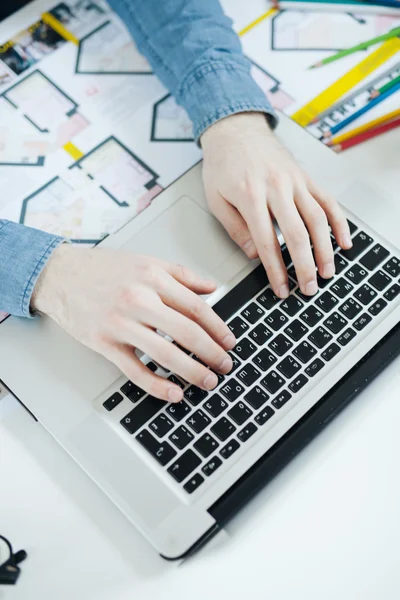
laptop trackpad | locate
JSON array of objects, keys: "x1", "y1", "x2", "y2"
[{"x1": 122, "y1": 195, "x2": 240, "y2": 280}]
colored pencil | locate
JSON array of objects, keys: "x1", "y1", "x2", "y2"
[
  {"x1": 332, "y1": 115, "x2": 400, "y2": 152},
  {"x1": 369, "y1": 74, "x2": 400, "y2": 98},
  {"x1": 309, "y1": 27, "x2": 400, "y2": 69},
  {"x1": 324, "y1": 80, "x2": 400, "y2": 137},
  {"x1": 327, "y1": 107, "x2": 400, "y2": 144}
]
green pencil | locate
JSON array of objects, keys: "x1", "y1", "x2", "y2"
[
  {"x1": 308, "y1": 26, "x2": 400, "y2": 69},
  {"x1": 370, "y1": 74, "x2": 400, "y2": 98}
]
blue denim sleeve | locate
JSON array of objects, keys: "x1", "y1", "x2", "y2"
[
  {"x1": 108, "y1": 0, "x2": 277, "y2": 141},
  {"x1": 0, "y1": 220, "x2": 64, "y2": 318}
]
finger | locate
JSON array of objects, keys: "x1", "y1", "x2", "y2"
[
  {"x1": 157, "y1": 273, "x2": 236, "y2": 351},
  {"x1": 162, "y1": 262, "x2": 217, "y2": 296},
  {"x1": 268, "y1": 180, "x2": 317, "y2": 296},
  {"x1": 209, "y1": 192, "x2": 258, "y2": 259},
  {"x1": 238, "y1": 188, "x2": 290, "y2": 298},
  {"x1": 294, "y1": 186, "x2": 335, "y2": 279},
  {"x1": 106, "y1": 343, "x2": 184, "y2": 403},
  {"x1": 307, "y1": 179, "x2": 352, "y2": 249}
]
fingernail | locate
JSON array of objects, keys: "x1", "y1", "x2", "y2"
[
  {"x1": 219, "y1": 356, "x2": 233, "y2": 374},
  {"x1": 278, "y1": 284, "x2": 290, "y2": 298},
  {"x1": 168, "y1": 388, "x2": 183, "y2": 403},
  {"x1": 341, "y1": 234, "x2": 352, "y2": 248},
  {"x1": 222, "y1": 333, "x2": 236, "y2": 349},
  {"x1": 204, "y1": 372, "x2": 218, "y2": 390},
  {"x1": 322, "y1": 262, "x2": 335, "y2": 278},
  {"x1": 305, "y1": 280, "x2": 318, "y2": 296}
]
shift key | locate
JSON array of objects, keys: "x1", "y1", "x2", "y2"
[{"x1": 120, "y1": 395, "x2": 165, "y2": 434}]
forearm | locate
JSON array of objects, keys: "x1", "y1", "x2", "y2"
[{"x1": 108, "y1": 0, "x2": 277, "y2": 140}]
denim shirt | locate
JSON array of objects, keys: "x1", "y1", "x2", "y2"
[{"x1": 0, "y1": 0, "x2": 276, "y2": 318}]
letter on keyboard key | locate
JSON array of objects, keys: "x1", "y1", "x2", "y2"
[
  {"x1": 120, "y1": 395, "x2": 165, "y2": 435},
  {"x1": 168, "y1": 450, "x2": 202, "y2": 483},
  {"x1": 166, "y1": 400, "x2": 191, "y2": 422},
  {"x1": 220, "y1": 379, "x2": 245, "y2": 402},
  {"x1": 186, "y1": 409, "x2": 211, "y2": 434},
  {"x1": 233, "y1": 338, "x2": 257, "y2": 360},
  {"x1": 136, "y1": 430, "x2": 177, "y2": 466}
]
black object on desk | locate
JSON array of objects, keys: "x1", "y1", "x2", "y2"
[{"x1": 0, "y1": 535, "x2": 27, "y2": 585}]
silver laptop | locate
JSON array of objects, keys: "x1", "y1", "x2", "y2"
[{"x1": 1, "y1": 115, "x2": 399, "y2": 559}]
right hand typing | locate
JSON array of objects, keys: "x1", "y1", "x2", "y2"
[{"x1": 31, "y1": 246, "x2": 236, "y2": 402}]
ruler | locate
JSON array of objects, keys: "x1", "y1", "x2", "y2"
[{"x1": 291, "y1": 36, "x2": 400, "y2": 127}]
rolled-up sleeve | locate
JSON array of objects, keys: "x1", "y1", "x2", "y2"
[
  {"x1": 0, "y1": 220, "x2": 64, "y2": 318},
  {"x1": 108, "y1": 0, "x2": 277, "y2": 141}
]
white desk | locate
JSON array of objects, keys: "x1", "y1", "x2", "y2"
[{"x1": 1, "y1": 3, "x2": 400, "y2": 599}]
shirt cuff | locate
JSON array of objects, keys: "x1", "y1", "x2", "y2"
[
  {"x1": 177, "y1": 59, "x2": 278, "y2": 142},
  {"x1": 0, "y1": 220, "x2": 65, "y2": 318}
]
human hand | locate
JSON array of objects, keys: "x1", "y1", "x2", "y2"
[
  {"x1": 201, "y1": 112, "x2": 352, "y2": 298},
  {"x1": 31, "y1": 246, "x2": 236, "y2": 402}
]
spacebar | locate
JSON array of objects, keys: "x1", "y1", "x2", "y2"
[
  {"x1": 212, "y1": 264, "x2": 269, "y2": 322},
  {"x1": 120, "y1": 395, "x2": 165, "y2": 435}
]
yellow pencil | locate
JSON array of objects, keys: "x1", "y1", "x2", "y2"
[
  {"x1": 238, "y1": 8, "x2": 277, "y2": 37},
  {"x1": 327, "y1": 108, "x2": 400, "y2": 145}
]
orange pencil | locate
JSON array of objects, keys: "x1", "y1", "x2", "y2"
[{"x1": 332, "y1": 115, "x2": 400, "y2": 152}]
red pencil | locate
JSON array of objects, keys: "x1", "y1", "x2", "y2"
[{"x1": 332, "y1": 116, "x2": 400, "y2": 152}]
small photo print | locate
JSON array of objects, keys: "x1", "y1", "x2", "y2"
[
  {"x1": 0, "y1": 61, "x2": 16, "y2": 90},
  {"x1": 49, "y1": 1, "x2": 109, "y2": 38}
]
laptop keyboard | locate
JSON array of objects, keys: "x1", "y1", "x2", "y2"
[{"x1": 102, "y1": 219, "x2": 400, "y2": 495}]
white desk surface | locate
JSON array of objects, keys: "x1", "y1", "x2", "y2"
[{"x1": 1, "y1": 3, "x2": 400, "y2": 600}]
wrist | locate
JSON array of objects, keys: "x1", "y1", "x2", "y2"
[
  {"x1": 31, "y1": 243, "x2": 74, "y2": 317},
  {"x1": 201, "y1": 112, "x2": 273, "y2": 148}
]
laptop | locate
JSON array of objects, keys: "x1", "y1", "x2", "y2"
[{"x1": 1, "y1": 113, "x2": 399, "y2": 559}]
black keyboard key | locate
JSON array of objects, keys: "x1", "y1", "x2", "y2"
[
  {"x1": 354, "y1": 284, "x2": 377, "y2": 305},
  {"x1": 308, "y1": 326, "x2": 333, "y2": 348},
  {"x1": 233, "y1": 338, "x2": 257, "y2": 360},
  {"x1": 183, "y1": 473, "x2": 204, "y2": 494},
  {"x1": 238, "y1": 422, "x2": 257, "y2": 442},
  {"x1": 289, "y1": 374, "x2": 308, "y2": 393},
  {"x1": 316, "y1": 274, "x2": 333, "y2": 289},
  {"x1": 384, "y1": 283, "x2": 400, "y2": 301},
  {"x1": 249, "y1": 323, "x2": 273, "y2": 345},
  {"x1": 347, "y1": 219, "x2": 357, "y2": 235},
  {"x1": 353, "y1": 313, "x2": 372, "y2": 331},
  {"x1": 168, "y1": 425, "x2": 194, "y2": 449},
  {"x1": 338, "y1": 328, "x2": 357, "y2": 346},
  {"x1": 211, "y1": 417, "x2": 236, "y2": 441},
  {"x1": 383, "y1": 257, "x2": 400, "y2": 278},
  {"x1": 268, "y1": 333, "x2": 293, "y2": 357},
  {"x1": 184, "y1": 385, "x2": 208, "y2": 406},
  {"x1": 220, "y1": 439, "x2": 240, "y2": 459},
  {"x1": 360, "y1": 244, "x2": 390, "y2": 271},
  {"x1": 136, "y1": 430, "x2": 177, "y2": 466},
  {"x1": 186, "y1": 409, "x2": 210, "y2": 433},
  {"x1": 272, "y1": 390, "x2": 292, "y2": 409},
  {"x1": 265, "y1": 309, "x2": 289, "y2": 331},
  {"x1": 280, "y1": 295, "x2": 304, "y2": 317},
  {"x1": 341, "y1": 231, "x2": 373, "y2": 261},
  {"x1": 168, "y1": 449, "x2": 201, "y2": 482},
  {"x1": 369, "y1": 270, "x2": 391, "y2": 291},
  {"x1": 202, "y1": 456, "x2": 222, "y2": 477},
  {"x1": 204, "y1": 394, "x2": 228, "y2": 418},
  {"x1": 237, "y1": 363, "x2": 261, "y2": 387},
  {"x1": 220, "y1": 379, "x2": 245, "y2": 402},
  {"x1": 194, "y1": 433, "x2": 219, "y2": 458},
  {"x1": 295, "y1": 288, "x2": 314, "y2": 303},
  {"x1": 253, "y1": 348, "x2": 277, "y2": 371},
  {"x1": 339, "y1": 298, "x2": 362, "y2": 319},
  {"x1": 121, "y1": 380, "x2": 146, "y2": 402},
  {"x1": 261, "y1": 370, "x2": 285, "y2": 394},
  {"x1": 241, "y1": 302, "x2": 265, "y2": 324},
  {"x1": 227, "y1": 352, "x2": 241, "y2": 374},
  {"x1": 166, "y1": 400, "x2": 191, "y2": 421},
  {"x1": 288, "y1": 265, "x2": 297, "y2": 282},
  {"x1": 330, "y1": 278, "x2": 354, "y2": 298},
  {"x1": 149, "y1": 413, "x2": 174, "y2": 437},
  {"x1": 257, "y1": 288, "x2": 280, "y2": 310},
  {"x1": 300, "y1": 305, "x2": 324, "y2": 327},
  {"x1": 305, "y1": 358, "x2": 324, "y2": 377},
  {"x1": 284, "y1": 319, "x2": 308, "y2": 341},
  {"x1": 316, "y1": 291, "x2": 339, "y2": 313},
  {"x1": 334, "y1": 254, "x2": 349, "y2": 274},
  {"x1": 369, "y1": 299, "x2": 388, "y2": 316},
  {"x1": 103, "y1": 392, "x2": 123, "y2": 411},
  {"x1": 120, "y1": 395, "x2": 165, "y2": 434},
  {"x1": 168, "y1": 375, "x2": 185, "y2": 389},
  {"x1": 227, "y1": 316, "x2": 249, "y2": 338},
  {"x1": 213, "y1": 263, "x2": 268, "y2": 321},
  {"x1": 293, "y1": 341, "x2": 317, "y2": 364},
  {"x1": 228, "y1": 401, "x2": 252, "y2": 425},
  {"x1": 255, "y1": 405, "x2": 275, "y2": 426},
  {"x1": 323, "y1": 312, "x2": 347, "y2": 334},
  {"x1": 146, "y1": 361, "x2": 158, "y2": 372},
  {"x1": 344, "y1": 263, "x2": 368, "y2": 285},
  {"x1": 277, "y1": 355, "x2": 301, "y2": 379},
  {"x1": 322, "y1": 343, "x2": 341, "y2": 362},
  {"x1": 281, "y1": 243, "x2": 293, "y2": 267},
  {"x1": 244, "y1": 385, "x2": 269, "y2": 409}
]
